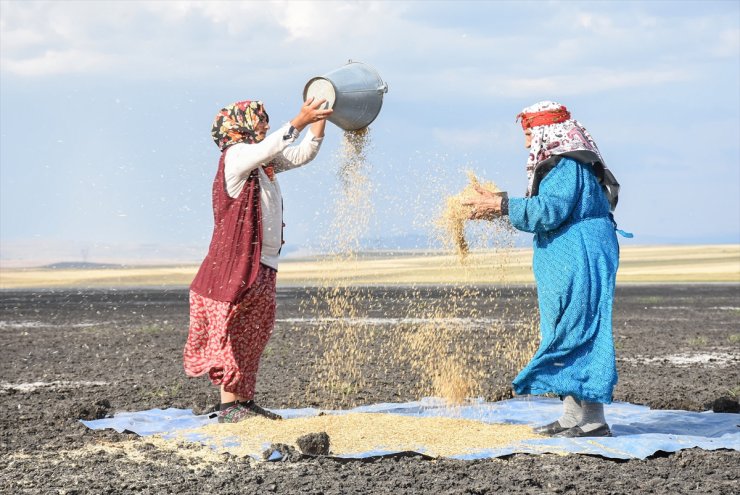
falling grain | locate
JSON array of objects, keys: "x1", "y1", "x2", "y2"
[{"x1": 297, "y1": 138, "x2": 539, "y2": 409}]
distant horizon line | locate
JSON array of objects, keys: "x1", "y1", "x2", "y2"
[{"x1": 1, "y1": 243, "x2": 738, "y2": 270}]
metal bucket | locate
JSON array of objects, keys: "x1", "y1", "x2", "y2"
[{"x1": 303, "y1": 60, "x2": 389, "y2": 131}]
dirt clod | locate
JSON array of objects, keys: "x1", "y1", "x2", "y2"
[
  {"x1": 262, "y1": 443, "x2": 302, "y2": 462},
  {"x1": 706, "y1": 396, "x2": 740, "y2": 413},
  {"x1": 296, "y1": 432, "x2": 331, "y2": 455},
  {"x1": 72, "y1": 398, "x2": 111, "y2": 420}
]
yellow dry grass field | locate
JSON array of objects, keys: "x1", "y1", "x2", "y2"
[{"x1": 0, "y1": 245, "x2": 737, "y2": 289}]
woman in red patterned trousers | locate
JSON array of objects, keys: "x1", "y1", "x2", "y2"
[{"x1": 184, "y1": 97, "x2": 332, "y2": 423}]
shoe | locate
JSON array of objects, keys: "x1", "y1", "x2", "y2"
[
  {"x1": 239, "y1": 400, "x2": 283, "y2": 420},
  {"x1": 552, "y1": 424, "x2": 612, "y2": 438},
  {"x1": 217, "y1": 402, "x2": 254, "y2": 424},
  {"x1": 532, "y1": 420, "x2": 570, "y2": 436}
]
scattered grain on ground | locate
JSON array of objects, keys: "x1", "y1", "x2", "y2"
[{"x1": 171, "y1": 413, "x2": 543, "y2": 458}]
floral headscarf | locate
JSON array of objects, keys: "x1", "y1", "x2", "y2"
[
  {"x1": 517, "y1": 101, "x2": 605, "y2": 197},
  {"x1": 211, "y1": 100, "x2": 269, "y2": 151}
]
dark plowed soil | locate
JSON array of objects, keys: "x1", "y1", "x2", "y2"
[{"x1": 1, "y1": 284, "x2": 738, "y2": 494}]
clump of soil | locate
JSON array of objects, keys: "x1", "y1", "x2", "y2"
[
  {"x1": 706, "y1": 396, "x2": 740, "y2": 413},
  {"x1": 262, "y1": 443, "x2": 302, "y2": 462},
  {"x1": 70, "y1": 398, "x2": 112, "y2": 420},
  {"x1": 296, "y1": 432, "x2": 330, "y2": 455}
]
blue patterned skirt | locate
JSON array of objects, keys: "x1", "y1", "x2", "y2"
[{"x1": 512, "y1": 217, "x2": 619, "y2": 404}]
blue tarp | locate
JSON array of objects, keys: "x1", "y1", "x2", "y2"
[{"x1": 81, "y1": 397, "x2": 740, "y2": 460}]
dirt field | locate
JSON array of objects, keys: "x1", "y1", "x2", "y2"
[{"x1": 1, "y1": 284, "x2": 738, "y2": 494}]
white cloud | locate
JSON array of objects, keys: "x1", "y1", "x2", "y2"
[
  {"x1": 0, "y1": 0, "x2": 734, "y2": 98},
  {"x1": 0, "y1": 0, "x2": 414, "y2": 78},
  {"x1": 0, "y1": 1, "x2": 131, "y2": 76},
  {"x1": 576, "y1": 12, "x2": 617, "y2": 32},
  {"x1": 277, "y1": 1, "x2": 408, "y2": 42},
  {"x1": 0, "y1": 25, "x2": 46, "y2": 52},
  {"x1": 143, "y1": 1, "x2": 276, "y2": 34},
  {"x1": 1, "y1": 48, "x2": 110, "y2": 76},
  {"x1": 0, "y1": 0, "x2": 740, "y2": 91}
]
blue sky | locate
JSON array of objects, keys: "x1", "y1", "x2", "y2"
[{"x1": 1, "y1": 0, "x2": 739, "y2": 265}]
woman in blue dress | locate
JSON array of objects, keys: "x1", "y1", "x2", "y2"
[{"x1": 464, "y1": 101, "x2": 623, "y2": 438}]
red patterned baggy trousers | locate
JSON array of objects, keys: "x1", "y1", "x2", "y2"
[{"x1": 183, "y1": 265, "x2": 277, "y2": 399}]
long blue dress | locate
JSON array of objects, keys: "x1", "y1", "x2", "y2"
[{"x1": 509, "y1": 158, "x2": 619, "y2": 404}]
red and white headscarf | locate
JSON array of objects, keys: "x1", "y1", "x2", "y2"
[{"x1": 517, "y1": 101, "x2": 604, "y2": 197}]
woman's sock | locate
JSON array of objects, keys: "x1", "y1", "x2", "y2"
[
  {"x1": 558, "y1": 395, "x2": 582, "y2": 428},
  {"x1": 579, "y1": 401, "x2": 607, "y2": 431}
]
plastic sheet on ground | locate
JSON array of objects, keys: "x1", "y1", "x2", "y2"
[{"x1": 81, "y1": 397, "x2": 740, "y2": 460}]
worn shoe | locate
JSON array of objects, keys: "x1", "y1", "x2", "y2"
[
  {"x1": 239, "y1": 400, "x2": 283, "y2": 420},
  {"x1": 552, "y1": 423, "x2": 612, "y2": 438},
  {"x1": 532, "y1": 420, "x2": 570, "y2": 436},
  {"x1": 217, "y1": 402, "x2": 254, "y2": 424}
]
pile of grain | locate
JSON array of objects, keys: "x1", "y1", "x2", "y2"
[{"x1": 173, "y1": 413, "x2": 542, "y2": 458}]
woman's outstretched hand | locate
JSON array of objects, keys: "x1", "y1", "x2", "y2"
[
  {"x1": 462, "y1": 185, "x2": 507, "y2": 220},
  {"x1": 291, "y1": 97, "x2": 333, "y2": 132}
]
